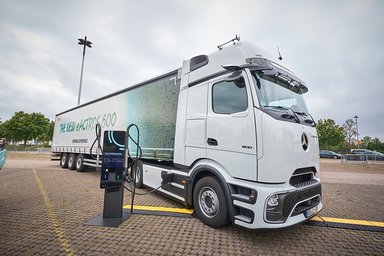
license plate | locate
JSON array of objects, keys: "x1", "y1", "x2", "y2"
[{"x1": 305, "y1": 205, "x2": 319, "y2": 218}]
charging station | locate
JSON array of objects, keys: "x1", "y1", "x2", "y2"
[{"x1": 87, "y1": 130, "x2": 130, "y2": 227}]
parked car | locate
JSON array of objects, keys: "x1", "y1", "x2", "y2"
[
  {"x1": 319, "y1": 150, "x2": 342, "y2": 159},
  {"x1": 351, "y1": 149, "x2": 384, "y2": 161},
  {"x1": 0, "y1": 139, "x2": 6, "y2": 170},
  {"x1": 351, "y1": 149, "x2": 371, "y2": 154},
  {"x1": 0, "y1": 149, "x2": 6, "y2": 170}
]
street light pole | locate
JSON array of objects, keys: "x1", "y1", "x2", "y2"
[
  {"x1": 353, "y1": 115, "x2": 359, "y2": 148},
  {"x1": 77, "y1": 36, "x2": 92, "y2": 106}
]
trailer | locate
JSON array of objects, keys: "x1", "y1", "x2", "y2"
[
  {"x1": 52, "y1": 39, "x2": 322, "y2": 230},
  {"x1": 52, "y1": 70, "x2": 180, "y2": 171}
]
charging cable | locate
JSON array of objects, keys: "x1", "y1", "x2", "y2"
[
  {"x1": 126, "y1": 124, "x2": 142, "y2": 213},
  {"x1": 90, "y1": 123, "x2": 102, "y2": 162}
]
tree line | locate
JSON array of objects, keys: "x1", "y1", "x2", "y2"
[
  {"x1": 0, "y1": 111, "x2": 54, "y2": 146},
  {"x1": 317, "y1": 118, "x2": 384, "y2": 153}
]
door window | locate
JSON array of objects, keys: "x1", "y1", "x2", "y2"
[{"x1": 212, "y1": 77, "x2": 248, "y2": 114}]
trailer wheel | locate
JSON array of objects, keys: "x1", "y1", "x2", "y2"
[
  {"x1": 75, "y1": 154, "x2": 87, "y2": 172},
  {"x1": 193, "y1": 176, "x2": 229, "y2": 228},
  {"x1": 68, "y1": 154, "x2": 76, "y2": 170},
  {"x1": 131, "y1": 160, "x2": 143, "y2": 188},
  {"x1": 60, "y1": 153, "x2": 69, "y2": 168}
]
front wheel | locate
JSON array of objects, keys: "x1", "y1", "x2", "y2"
[{"x1": 193, "y1": 176, "x2": 229, "y2": 228}]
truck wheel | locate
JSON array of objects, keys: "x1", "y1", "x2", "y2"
[
  {"x1": 68, "y1": 154, "x2": 76, "y2": 170},
  {"x1": 131, "y1": 160, "x2": 143, "y2": 188},
  {"x1": 75, "y1": 154, "x2": 87, "y2": 172},
  {"x1": 60, "y1": 153, "x2": 69, "y2": 168},
  {"x1": 193, "y1": 176, "x2": 229, "y2": 228}
]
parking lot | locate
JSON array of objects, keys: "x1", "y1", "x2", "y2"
[{"x1": 0, "y1": 153, "x2": 383, "y2": 255}]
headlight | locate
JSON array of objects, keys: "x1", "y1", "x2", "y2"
[
  {"x1": 265, "y1": 193, "x2": 288, "y2": 223},
  {"x1": 267, "y1": 194, "x2": 279, "y2": 208}
]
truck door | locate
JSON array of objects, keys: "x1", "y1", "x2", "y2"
[{"x1": 207, "y1": 72, "x2": 257, "y2": 181}]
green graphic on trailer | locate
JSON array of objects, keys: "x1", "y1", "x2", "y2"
[{"x1": 126, "y1": 74, "x2": 180, "y2": 161}]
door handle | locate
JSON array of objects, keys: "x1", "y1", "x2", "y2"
[{"x1": 207, "y1": 138, "x2": 218, "y2": 146}]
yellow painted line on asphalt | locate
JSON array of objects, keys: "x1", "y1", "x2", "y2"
[
  {"x1": 123, "y1": 204, "x2": 195, "y2": 214},
  {"x1": 311, "y1": 216, "x2": 384, "y2": 227},
  {"x1": 33, "y1": 169, "x2": 76, "y2": 256}
]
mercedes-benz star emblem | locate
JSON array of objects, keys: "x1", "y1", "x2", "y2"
[{"x1": 301, "y1": 133, "x2": 309, "y2": 151}]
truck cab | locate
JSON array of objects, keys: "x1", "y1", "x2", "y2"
[{"x1": 173, "y1": 41, "x2": 322, "y2": 229}]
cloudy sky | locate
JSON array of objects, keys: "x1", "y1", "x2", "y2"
[{"x1": 0, "y1": 0, "x2": 383, "y2": 140}]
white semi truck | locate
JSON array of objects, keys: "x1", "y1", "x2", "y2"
[{"x1": 52, "y1": 40, "x2": 322, "y2": 230}]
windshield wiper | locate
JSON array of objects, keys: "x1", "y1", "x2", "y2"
[
  {"x1": 294, "y1": 111, "x2": 307, "y2": 116},
  {"x1": 264, "y1": 106, "x2": 316, "y2": 126},
  {"x1": 293, "y1": 111, "x2": 316, "y2": 127},
  {"x1": 264, "y1": 106, "x2": 300, "y2": 123},
  {"x1": 304, "y1": 113, "x2": 316, "y2": 127}
]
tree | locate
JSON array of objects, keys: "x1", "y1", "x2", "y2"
[
  {"x1": 361, "y1": 136, "x2": 384, "y2": 152},
  {"x1": 361, "y1": 136, "x2": 372, "y2": 148},
  {"x1": 342, "y1": 119, "x2": 356, "y2": 144},
  {"x1": 316, "y1": 119, "x2": 345, "y2": 150},
  {"x1": 2, "y1": 111, "x2": 51, "y2": 146},
  {"x1": 368, "y1": 137, "x2": 384, "y2": 152},
  {"x1": 39, "y1": 120, "x2": 55, "y2": 143},
  {"x1": 29, "y1": 112, "x2": 51, "y2": 143},
  {"x1": 0, "y1": 117, "x2": 6, "y2": 138}
]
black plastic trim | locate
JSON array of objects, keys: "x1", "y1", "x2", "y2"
[
  {"x1": 190, "y1": 55, "x2": 209, "y2": 71},
  {"x1": 140, "y1": 159, "x2": 189, "y2": 173},
  {"x1": 261, "y1": 108, "x2": 316, "y2": 127}
]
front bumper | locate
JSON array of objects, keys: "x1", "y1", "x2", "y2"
[{"x1": 231, "y1": 181, "x2": 322, "y2": 230}]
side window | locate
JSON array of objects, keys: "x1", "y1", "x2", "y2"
[{"x1": 212, "y1": 77, "x2": 248, "y2": 114}]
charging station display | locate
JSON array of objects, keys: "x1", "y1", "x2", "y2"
[{"x1": 100, "y1": 130, "x2": 126, "y2": 189}]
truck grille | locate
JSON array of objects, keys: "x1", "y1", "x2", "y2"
[
  {"x1": 283, "y1": 184, "x2": 322, "y2": 217},
  {"x1": 289, "y1": 167, "x2": 317, "y2": 188}
]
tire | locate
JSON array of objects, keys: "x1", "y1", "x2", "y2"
[
  {"x1": 131, "y1": 160, "x2": 143, "y2": 188},
  {"x1": 75, "y1": 154, "x2": 87, "y2": 172},
  {"x1": 193, "y1": 176, "x2": 229, "y2": 228},
  {"x1": 60, "y1": 153, "x2": 69, "y2": 168},
  {"x1": 68, "y1": 153, "x2": 76, "y2": 170}
]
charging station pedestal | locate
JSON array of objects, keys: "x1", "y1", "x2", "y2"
[{"x1": 86, "y1": 130, "x2": 130, "y2": 228}]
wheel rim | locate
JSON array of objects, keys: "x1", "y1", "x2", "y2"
[
  {"x1": 61, "y1": 155, "x2": 67, "y2": 165},
  {"x1": 134, "y1": 167, "x2": 141, "y2": 184},
  {"x1": 68, "y1": 157, "x2": 73, "y2": 167},
  {"x1": 199, "y1": 186, "x2": 219, "y2": 218},
  {"x1": 76, "y1": 158, "x2": 81, "y2": 169}
]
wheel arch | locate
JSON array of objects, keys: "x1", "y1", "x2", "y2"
[{"x1": 187, "y1": 162, "x2": 235, "y2": 223}]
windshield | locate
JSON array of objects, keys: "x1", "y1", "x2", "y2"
[{"x1": 251, "y1": 71, "x2": 309, "y2": 114}]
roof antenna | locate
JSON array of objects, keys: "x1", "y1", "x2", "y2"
[
  {"x1": 218, "y1": 34, "x2": 241, "y2": 50},
  {"x1": 277, "y1": 46, "x2": 283, "y2": 61}
]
